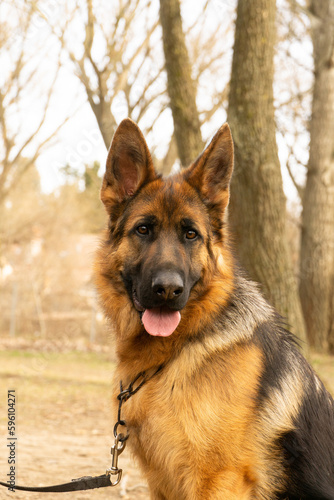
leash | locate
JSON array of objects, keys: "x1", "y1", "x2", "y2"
[
  {"x1": 0, "y1": 475, "x2": 115, "y2": 493},
  {"x1": 0, "y1": 365, "x2": 163, "y2": 493}
]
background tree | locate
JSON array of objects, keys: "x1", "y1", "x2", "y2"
[
  {"x1": 57, "y1": 0, "x2": 166, "y2": 150},
  {"x1": 59, "y1": 162, "x2": 105, "y2": 233},
  {"x1": 299, "y1": 0, "x2": 334, "y2": 352},
  {"x1": 0, "y1": 165, "x2": 46, "y2": 249},
  {"x1": 0, "y1": 1, "x2": 69, "y2": 208},
  {"x1": 56, "y1": 0, "x2": 229, "y2": 173},
  {"x1": 159, "y1": 0, "x2": 204, "y2": 167},
  {"x1": 227, "y1": 0, "x2": 308, "y2": 348}
]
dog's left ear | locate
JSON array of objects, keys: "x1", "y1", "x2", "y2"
[
  {"x1": 101, "y1": 118, "x2": 157, "y2": 214},
  {"x1": 184, "y1": 123, "x2": 234, "y2": 212}
]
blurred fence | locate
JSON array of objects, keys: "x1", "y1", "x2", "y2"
[{"x1": 0, "y1": 234, "x2": 110, "y2": 349}]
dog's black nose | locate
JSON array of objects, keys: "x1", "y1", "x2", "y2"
[{"x1": 152, "y1": 271, "x2": 184, "y2": 302}]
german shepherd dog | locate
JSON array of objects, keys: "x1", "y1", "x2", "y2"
[{"x1": 95, "y1": 119, "x2": 334, "y2": 499}]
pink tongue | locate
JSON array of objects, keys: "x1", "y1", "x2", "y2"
[{"x1": 142, "y1": 307, "x2": 181, "y2": 337}]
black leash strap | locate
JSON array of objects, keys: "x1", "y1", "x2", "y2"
[{"x1": 0, "y1": 474, "x2": 113, "y2": 493}]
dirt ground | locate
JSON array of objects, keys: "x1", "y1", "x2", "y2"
[
  {"x1": 0, "y1": 340, "x2": 149, "y2": 500},
  {"x1": 0, "y1": 338, "x2": 334, "y2": 500}
]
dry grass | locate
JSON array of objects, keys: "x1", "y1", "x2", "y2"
[{"x1": 0, "y1": 350, "x2": 115, "y2": 430}]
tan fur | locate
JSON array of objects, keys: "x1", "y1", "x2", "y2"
[{"x1": 112, "y1": 342, "x2": 264, "y2": 499}]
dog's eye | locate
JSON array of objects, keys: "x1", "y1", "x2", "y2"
[
  {"x1": 137, "y1": 225, "x2": 149, "y2": 236},
  {"x1": 185, "y1": 229, "x2": 198, "y2": 240}
]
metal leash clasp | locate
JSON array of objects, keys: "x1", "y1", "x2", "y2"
[
  {"x1": 106, "y1": 368, "x2": 163, "y2": 487},
  {"x1": 106, "y1": 434, "x2": 126, "y2": 486}
]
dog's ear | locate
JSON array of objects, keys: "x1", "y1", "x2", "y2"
[
  {"x1": 101, "y1": 118, "x2": 157, "y2": 214},
  {"x1": 184, "y1": 123, "x2": 234, "y2": 212}
]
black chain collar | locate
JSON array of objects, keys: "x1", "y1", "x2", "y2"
[{"x1": 114, "y1": 364, "x2": 164, "y2": 442}]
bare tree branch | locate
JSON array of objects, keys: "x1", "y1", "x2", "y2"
[
  {"x1": 0, "y1": 0, "x2": 75, "y2": 204},
  {"x1": 285, "y1": 148, "x2": 304, "y2": 199}
]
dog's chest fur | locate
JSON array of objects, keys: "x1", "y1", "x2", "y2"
[{"x1": 113, "y1": 324, "x2": 285, "y2": 499}]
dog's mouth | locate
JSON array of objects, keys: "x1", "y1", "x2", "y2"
[
  {"x1": 132, "y1": 290, "x2": 181, "y2": 337},
  {"x1": 132, "y1": 290, "x2": 145, "y2": 312}
]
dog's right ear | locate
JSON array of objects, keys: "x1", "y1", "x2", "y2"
[{"x1": 101, "y1": 118, "x2": 157, "y2": 214}]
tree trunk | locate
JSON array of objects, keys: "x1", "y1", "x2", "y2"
[
  {"x1": 159, "y1": 0, "x2": 204, "y2": 167},
  {"x1": 299, "y1": 0, "x2": 334, "y2": 353},
  {"x1": 92, "y1": 100, "x2": 116, "y2": 150},
  {"x1": 227, "y1": 0, "x2": 308, "y2": 349}
]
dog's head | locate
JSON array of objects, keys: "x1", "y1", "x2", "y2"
[{"x1": 97, "y1": 119, "x2": 234, "y2": 338}]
